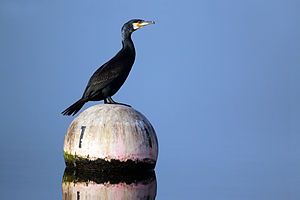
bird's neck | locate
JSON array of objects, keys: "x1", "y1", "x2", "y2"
[{"x1": 121, "y1": 31, "x2": 135, "y2": 54}]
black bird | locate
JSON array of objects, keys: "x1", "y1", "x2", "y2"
[{"x1": 62, "y1": 19, "x2": 155, "y2": 116}]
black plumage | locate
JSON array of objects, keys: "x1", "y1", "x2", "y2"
[{"x1": 62, "y1": 19, "x2": 154, "y2": 116}]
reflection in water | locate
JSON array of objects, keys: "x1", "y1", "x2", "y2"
[{"x1": 62, "y1": 168, "x2": 157, "y2": 200}]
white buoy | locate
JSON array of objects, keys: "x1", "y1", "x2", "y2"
[{"x1": 63, "y1": 104, "x2": 158, "y2": 171}]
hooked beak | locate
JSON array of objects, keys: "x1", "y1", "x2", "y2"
[
  {"x1": 138, "y1": 20, "x2": 155, "y2": 27},
  {"x1": 133, "y1": 20, "x2": 155, "y2": 30}
]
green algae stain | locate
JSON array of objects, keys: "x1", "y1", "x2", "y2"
[
  {"x1": 63, "y1": 151, "x2": 156, "y2": 172},
  {"x1": 64, "y1": 151, "x2": 78, "y2": 163}
]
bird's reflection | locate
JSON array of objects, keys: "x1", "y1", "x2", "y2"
[{"x1": 62, "y1": 168, "x2": 157, "y2": 200}]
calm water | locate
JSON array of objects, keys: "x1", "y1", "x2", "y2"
[{"x1": 1, "y1": 134, "x2": 298, "y2": 199}]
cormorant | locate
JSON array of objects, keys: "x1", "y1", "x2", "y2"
[{"x1": 62, "y1": 19, "x2": 155, "y2": 116}]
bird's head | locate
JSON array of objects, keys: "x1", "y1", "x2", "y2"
[{"x1": 122, "y1": 19, "x2": 155, "y2": 34}]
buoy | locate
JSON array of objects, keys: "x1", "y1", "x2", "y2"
[
  {"x1": 62, "y1": 168, "x2": 157, "y2": 200},
  {"x1": 63, "y1": 104, "x2": 158, "y2": 171}
]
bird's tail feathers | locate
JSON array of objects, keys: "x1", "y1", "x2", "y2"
[{"x1": 61, "y1": 99, "x2": 86, "y2": 116}]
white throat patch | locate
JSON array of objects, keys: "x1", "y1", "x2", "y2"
[{"x1": 132, "y1": 23, "x2": 140, "y2": 30}]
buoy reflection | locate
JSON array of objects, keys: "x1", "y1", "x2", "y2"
[{"x1": 62, "y1": 168, "x2": 157, "y2": 200}]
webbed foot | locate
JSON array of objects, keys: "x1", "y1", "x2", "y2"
[{"x1": 107, "y1": 96, "x2": 131, "y2": 107}]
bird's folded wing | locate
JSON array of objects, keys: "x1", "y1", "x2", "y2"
[
  {"x1": 82, "y1": 67, "x2": 121, "y2": 97},
  {"x1": 90, "y1": 71, "x2": 120, "y2": 87}
]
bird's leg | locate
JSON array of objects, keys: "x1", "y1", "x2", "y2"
[
  {"x1": 107, "y1": 96, "x2": 131, "y2": 107},
  {"x1": 104, "y1": 98, "x2": 108, "y2": 104},
  {"x1": 107, "y1": 96, "x2": 116, "y2": 104}
]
